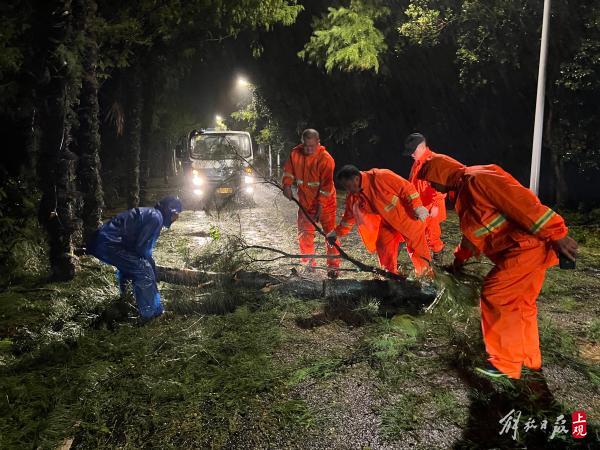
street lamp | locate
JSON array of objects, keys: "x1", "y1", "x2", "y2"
[
  {"x1": 237, "y1": 76, "x2": 250, "y2": 88},
  {"x1": 529, "y1": 0, "x2": 551, "y2": 195},
  {"x1": 215, "y1": 114, "x2": 223, "y2": 122}
]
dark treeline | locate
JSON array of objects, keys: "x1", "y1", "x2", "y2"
[{"x1": 1, "y1": 0, "x2": 599, "y2": 282}]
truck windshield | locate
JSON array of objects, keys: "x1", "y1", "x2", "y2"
[{"x1": 191, "y1": 134, "x2": 251, "y2": 160}]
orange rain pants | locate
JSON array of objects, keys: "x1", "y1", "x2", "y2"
[
  {"x1": 374, "y1": 221, "x2": 430, "y2": 275},
  {"x1": 424, "y1": 215, "x2": 443, "y2": 253},
  {"x1": 481, "y1": 241, "x2": 549, "y2": 378},
  {"x1": 297, "y1": 202, "x2": 339, "y2": 268}
]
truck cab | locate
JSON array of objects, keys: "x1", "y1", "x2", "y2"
[{"x1": 180, "y1": 129, "x2": 256, "y2": 209}]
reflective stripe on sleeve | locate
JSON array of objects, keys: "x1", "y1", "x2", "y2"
[
  {"x1": 384, "y1": 195, "x2": 399, "y2": 212},
  {"x1": 530, "y1": 208, "x2": 556, "y2": 234},
  {"x1": 474, "y1": 214, "x2": 507, "y2": 237}
]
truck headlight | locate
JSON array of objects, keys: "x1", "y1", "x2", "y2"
[
  {"x1": 193, "y1": 176, "x2": 203, "y2": 186},
  {"x1": 244, "y1": 175, "x2": 254, "y2": 184},
  {"x1": 193, "y1": 189, "x2": 203, "y2": 196}
]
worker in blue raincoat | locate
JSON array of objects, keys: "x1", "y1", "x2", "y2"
[{"x1": 87, "y1": 196, "x2": 183, "y2": 320}]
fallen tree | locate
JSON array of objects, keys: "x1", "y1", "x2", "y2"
[
  {"x1": 154, "y1": 141, "x2": 440, "y2": 311},
  {"x1": 156, "y1": 265, "x2": 437, "y2": 307}
]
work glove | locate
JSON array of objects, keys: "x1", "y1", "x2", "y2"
[
  {"x1": 326, "y1": 230, "x2": 337, "y2": 246},
  {"x1": 414, "y1": 206, "x2": 429, "y2": 222},
  {"x1": 430, "y1": 205, "x2": 439, "y2": 218},
  {"x1": 283, "y1": 185, "x2": 293, "y2": 200}
]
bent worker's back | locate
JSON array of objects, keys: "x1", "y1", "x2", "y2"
[
  {"x1": 88, "y1": 196, "x2": 182, "y2": 321},
  {"x1": 90, "y1": 207, "x2": 163, "y2": 258}
]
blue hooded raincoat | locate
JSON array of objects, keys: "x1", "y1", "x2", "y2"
[{"x1": 88, "y1": 196, "x2": 182, "y2": 319}]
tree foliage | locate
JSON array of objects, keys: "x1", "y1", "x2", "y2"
[
  {"x1": 398, "y1": 0, "x2": 452, "y2": 46},
  {"x1": 231, "y1": 88, "x2": 285, "y2": 147},
  {"x1": 299, "y1": 0, "x2": 389, "y2": 73}
]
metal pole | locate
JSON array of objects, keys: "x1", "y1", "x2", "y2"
[
  {"x1": 268, "y1": 144, "x2": 272, "y2": 178},
  {"x1": 277, "y1": 149, "x2": 281, "y2": 178},
  {"x1": 529, "y1": 0, "x2": 551, "y2": 195}
]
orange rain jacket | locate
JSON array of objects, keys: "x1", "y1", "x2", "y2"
[
  {"x1": 417, "y1": 155, "x2": 569, "y2": 378},
  {"x1": 417, "y1": 155, "x2": 567, "y2": 263},
  {"x1": 409, "y1": 147, "x2": 447, "y2": 220},
  {"x1": 282, "y1": 144, "x2": 339, "y2": 268},
  {"x1": 282, "y1": 144, "x2": 336, "y2": 211},
  {"x1": 335, "y1": 169, "x2": 431, "y2": 275}
]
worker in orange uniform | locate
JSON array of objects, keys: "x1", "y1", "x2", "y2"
[
  {"x1": 404, "y1": 133, "x2": 447, "y2": 262},
  {"x1": 282, "y1": 129, "x2": 340, "y2": 278},
  {"x1": 327, "y1": 165, "x2": 432, "y2": 277},
  {"x1": 417, "y1": 155, "x2": 578, "y2": 379}
]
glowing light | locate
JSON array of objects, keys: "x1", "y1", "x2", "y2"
[
  {"x1": 243, "y1": 167, "x2": 253, "y2": 174},
  {"x1": 192, "y1": 176, "x2": 203, "y2": 186},
  {"x1": 193, "y1": 189, "x2": 203, "y2": 196},
  {"x1": 244, "y1": 175, "x2": 254, "y2": 184},
  {"x1": 237, "y1": 77, "x2": 250, "y2": 87},
  {"x1": 245, "y1": 186, "x2": 254, "y2": 194},
  {"x1": 215, "y1": 114, "x2": 223, "y2": 122},
  {"x1": 192, "y1": 169, "x2": 199, "y2": 176}
]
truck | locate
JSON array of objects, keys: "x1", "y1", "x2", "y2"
[{"x1": 178, "y1": 129, "x2": 256, "y2": 210}]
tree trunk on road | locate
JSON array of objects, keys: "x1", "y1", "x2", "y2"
[{"x1": 155, "y1": 266, "x2": 437, "y2": 305}]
